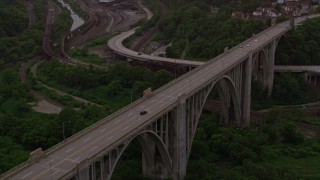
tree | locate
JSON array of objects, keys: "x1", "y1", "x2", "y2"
[
  {"x1": 280, "y1": 121, "x2": 304, "y2": 144},
  {"x1": 0, "y1": 136, "x2": 28, "y2": 174},
  {"x1": 153, "y1": 70, "x2": 173, "y2": 89}
]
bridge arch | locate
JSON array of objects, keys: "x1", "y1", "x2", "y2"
[
  {"x1": 188, "y1": 74, "x2": 242, "y2": 134},
  {"x1": 252, "y1": 49, "x2": 268, "y2": 86},
  {"x1": 209, "y1": 75, "x2": 241, "y2": 126},
  {"x1": 182, "y1": 74, "x2": 242, "y2": 171},
  {"x1": 109, "y1": 130, "x2": 172, "y2": 179}
]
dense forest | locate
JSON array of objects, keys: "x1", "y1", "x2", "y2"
[
  {"x1": 0, "y1": 0, "x2": 45, "y2": 65},
  {"x1": 276, "y1": 18, "x2": 320, "y2": 65},
  {"x1": 156, "y1": 0, "x2": 266, "y2": 60},
  {"x1": 158, "y1": 5, "x2": 265, "y2": 59},
  {"x1": 0, "y1": 0, "x2": 320, "y2": 179},
  {"x1": 36, "y1": 60, "x2": 173, "y2": 110}
]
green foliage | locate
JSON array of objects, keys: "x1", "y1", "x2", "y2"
[
  {"x1": 0, "y1": 0, "x2": 46, "y2": 64},
  {"x1": 272, "y1": 73, "x2": 315, "y2": 105},
  {"x1": 158, "y1": 2, "x2": 266, "y2": 59},
  {"x1": 276, "y1": 17, "x2": 320, "y2": 65},
  {"x1": 0, "y1": 0, "x2": 28, "y2": 37},
  {"x1": 280, "y1": 121, "x2": 304, "y2": 144},
  {"x1": 184, "y1": 110, "x2": 320, "y2": 179},
  {"x1": 251, "y1": 80, "x2": 272, "y2": 110},
  {"x1": 0, "y1": 136, "x2": 28, "y2": 174},
  {"x1": 37, "y1": 61, "x2": 173, "y2": 109},
  {"x1": 51, "y1": 6, "x2": 73, "y2": 43}
]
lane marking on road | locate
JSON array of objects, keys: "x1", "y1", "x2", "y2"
[
  {"x1": 83, "y1": 137, "x2": 91, "y2": 142},
  {"x1": 71, "y1": 156, "x2": 81, "y2": 163},
  {"x1": 123, "y1": 125, "x2": 130, "y2": 130},
  {"x1": 52, "y1": 170, "x2": 59, "y2": 176},
  {"x1": 99, "y1": 128, "x2": 106, "y2": 133},
  {"x1": 89, "y1": 146, "x2": 97, "y2": 152},
  {"x1": 127, "y1": 112, "x2": 133, "y2": 117},
  {"x1": 46, "y1": 159, "x2": 54, "y2": 164},
  {"x1": 66, "y1": 147, "x2": 74, "y2": 153},
  {"x1": 22, "y1": 172, "x2": 32, "y2": 179}
]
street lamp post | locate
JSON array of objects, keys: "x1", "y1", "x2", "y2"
[
  {"x1": 175, "y1": 59, "x2": 177, "y2": 78},
  {"x1": 63, "y1": 121, "x2": 71, "y2": 140},
  {"x1": 131, "y1": 88, "x2": 133, "y2": 103}
]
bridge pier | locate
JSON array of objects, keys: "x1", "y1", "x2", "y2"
[
  {"x1": 141, "y1": 133, "x2": 170, "y2": 179},
  {"x1": 241, "y1": 53, "x2": 253, "y2": 127},
  {"x1": 306, "y1": 73, "x2": 320, "y2": 85},
  {"x1": 267, "y1": 39, "x2": 276, "y2": 97},
  {"x1": 77, "y1": 165, "x2": 89, "y2": 180},
  {"x1": 172, "y1": 96, "x2": 187, "y2": 180}
]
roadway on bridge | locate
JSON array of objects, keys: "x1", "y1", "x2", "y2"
[
  {"x1": 274, "y1": 65, "x2": 320, "y2": 73},
  {"x1": 4, "y1": 15, "x2": 320, "y2": 180}
]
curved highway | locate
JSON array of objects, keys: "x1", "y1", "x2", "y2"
[
  {"x1": 108, "y1": 15, "x2": 320, "y2": 67},
  {"x1": 108, "y1": 28, "x2": 204, "y2": 66},
  {"x1": 138, "y1": 0, "x2": 153, "y2": 20}
]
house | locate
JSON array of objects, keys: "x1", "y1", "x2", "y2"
[
  {"x1": 253, "y1": 7, "x2": 263, "y2": 16},
  {"x1": 231, "y1": 12, "x2": 245, "y2": 19},
  {"x1": 301, "y1": 0, "x2": 311, "y2": 9},
  {"x1": 285, "y1": 1, "x2": 301, "y2": 13},
  {"x1": 268, "y1": 9, "x2": 281, "y2": 17}
]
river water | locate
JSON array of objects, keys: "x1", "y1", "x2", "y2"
[{"x1": 56, "y1": 0, "x2": 84, "y2": 31}]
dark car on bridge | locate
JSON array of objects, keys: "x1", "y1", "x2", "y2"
[{"x1": 140, "y1": 110, "x2": 147, "y2": 115}]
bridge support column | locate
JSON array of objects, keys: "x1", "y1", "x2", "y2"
[
  {"x1": 172, "y1": 96, "x2": 187, "y2": 180},
  {"x1": 141, "y1": 133, "x2": 169, "y2": 179},
  {"x1": 91, "y1": 163, "x2": 96, "y2": 180},
  {"x1": 267, "y1": 39, "x2": 276, "y2": 97},
  {"x1": 77, "y1": 166, "x2": 89, "y2": 180},
  {"x1": 242, "y1": 53, "x2": 252, "y2": 127}
]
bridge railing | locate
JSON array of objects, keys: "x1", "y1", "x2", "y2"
[{"x1": 62, "y1": 98, "x2": 180, "y2": 179}]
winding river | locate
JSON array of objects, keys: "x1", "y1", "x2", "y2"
[{"x1": 56, "y1": 0, "x2": 84, "y2": 31}]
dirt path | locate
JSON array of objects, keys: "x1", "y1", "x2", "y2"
[
  {"x1": 31, "y1": 61, "x2": 101, "y2": 107},
  {"x1": 19, "y1": 58, "x2": 65, "y2": 114}
]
